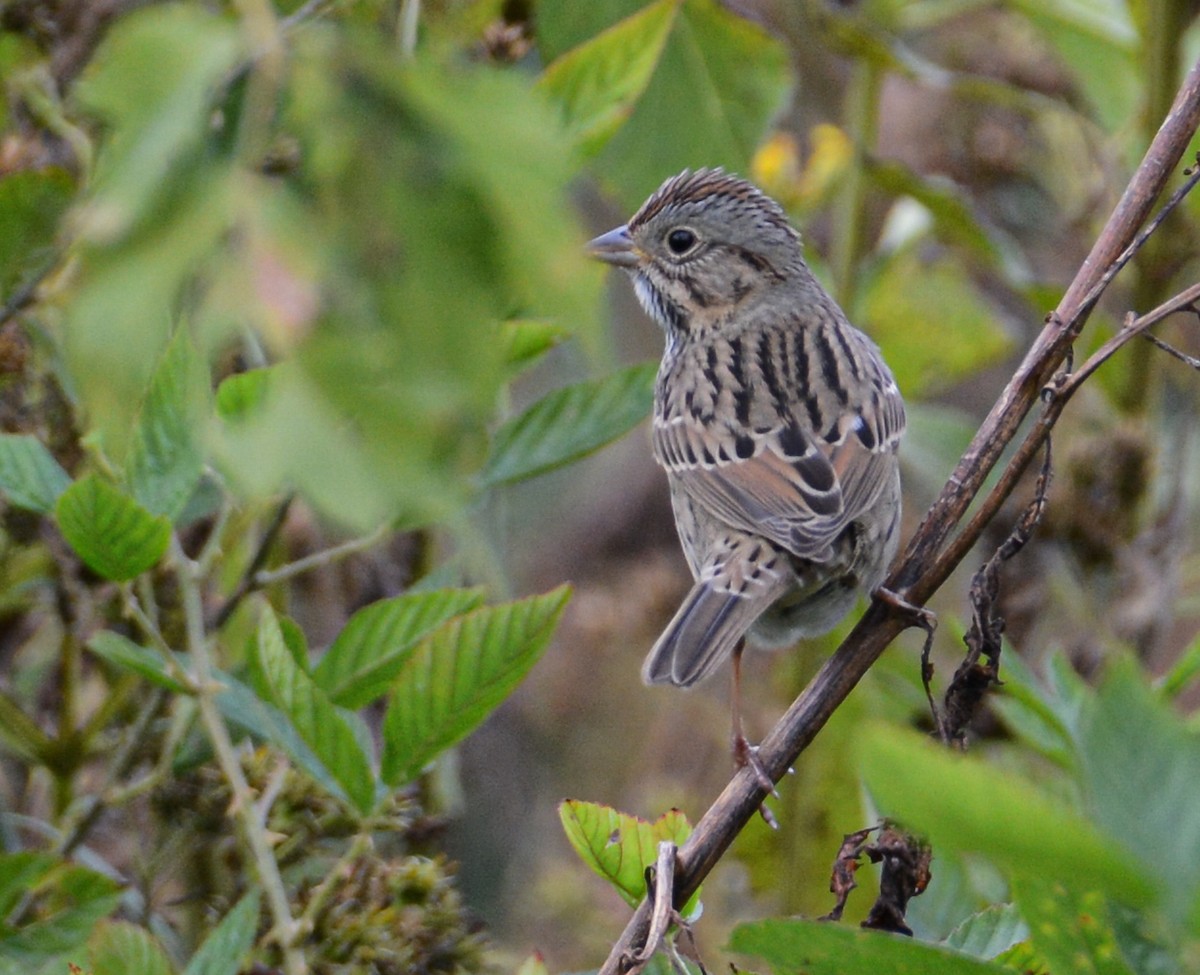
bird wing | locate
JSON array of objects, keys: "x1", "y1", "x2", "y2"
[{"x1": 652, "y1": 378, "x2": 904, "y2": 562}]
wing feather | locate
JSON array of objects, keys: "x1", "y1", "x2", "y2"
[{"x1": 653, "y1": 372, "x2": 904, "y2": 563}]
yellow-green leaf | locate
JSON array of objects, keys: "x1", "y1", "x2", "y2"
[{"x1": 558, "y1": 799, "x2": 699, "y2": 916}]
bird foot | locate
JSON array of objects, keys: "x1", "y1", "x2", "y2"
[
  {"x1": 873, "y1": 586, "x2": 938, "y2": 635},
  {"x1": 733, "y1": 733, "x2": 780, "y2": 829}
]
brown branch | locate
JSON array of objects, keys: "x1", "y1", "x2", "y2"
[{"x1": 597, "y1": 53, "x2": 1200, "y2": 975}]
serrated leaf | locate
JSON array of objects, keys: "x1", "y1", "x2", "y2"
[
  {"x1": 55, "y1": 474, "x2": 170, "y2": 581},
  {"x1": 381, "y1": 586, "x2": 570, "y2": 785},
  {"x1": 85, "y1": 634, "x2": 355, "y2": 805},
  {"x1": 858, "y1": 725, "x2": 1154, "y2": 906},
  {"x1": 89, "y1": 921, "x2": 172, "y2": 975},
  {"x1": 0, "y1": 434, "x2": 71, "y2": 514},
  {"x1": 559, "y1": 800, "x2": 698, "y2": 915},
  {"x1": 482, "y1": 363, "x2": 655, "y2": 486},
  {"x1": 212, "y1": 672, "x2": 346, "y2": 802},
  {"x1": 126, "y1": 326, "x2": 211, "y2": 520},
  {"x1": 538, "y1": 0, "x2": 679, "y2": 157},
  {"x1": 87, "y1": 631, "x2": 189, "y2": 694},
  {"x1": 314, "y1": 588, "x2": 487, "y2": 709},
  {"x1": 182, "y1": 890, "x2": 260, "y2": 975},
  {"x1": 255, "y1": 607, "x2": 376, "y2": 814},
  {"x1": 945, "y1": 903, "x2": 1029, "y2": 960},
  {"x1": 730, "y1": 917, "x2": 1013, "y2": 975}
]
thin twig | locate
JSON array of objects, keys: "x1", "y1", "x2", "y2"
[
  {"x1": 295, "y1": 830, "x2": 374, "y2": 938},
  {"x1": 1143, "y1": 331, "x2": 1200, "y2": 369},
  {"x1": 172, "y1": 535, "x2": 308, "y2": 975},
  {"x1": 209, "y1": 494, "x2": 294, "y2": 629},
  {"x1": 252, "y1": 522, "x2": 390, "y2": 587},
  {"x1": 597, "y1": 52, "x2": 1200, "y2": 975},
  {"x1": 57, "y1": 685, "x2": 165, "y2": 857}
]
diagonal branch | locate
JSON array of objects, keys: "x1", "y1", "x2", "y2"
[{"x1": 598, "y1": 53, "x2": 1200, "y2": 975}]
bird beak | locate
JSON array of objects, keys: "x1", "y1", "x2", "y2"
[{"x1": 586, "y1": 225, "x2": 640, "y2": 268}]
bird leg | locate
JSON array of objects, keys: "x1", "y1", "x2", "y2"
[{"x1": 730, "y1": 640, "x2": 780, "y2": 828}]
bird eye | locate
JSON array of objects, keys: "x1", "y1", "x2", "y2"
[{"x1": 666, "y1": 228, "x2": 697, "y2": 255}]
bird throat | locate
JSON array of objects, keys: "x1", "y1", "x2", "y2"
[{"x1": 633, "y1": 271, "x2": 691, "y2": 335}]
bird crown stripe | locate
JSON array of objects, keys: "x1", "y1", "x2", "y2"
[{"x1": 628, "y1": 168, "x2": 792, "y2": 234}]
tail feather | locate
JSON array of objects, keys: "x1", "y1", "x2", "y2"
[{"x1": 642, "y1": 584, "x2": 765, "y2": 687}]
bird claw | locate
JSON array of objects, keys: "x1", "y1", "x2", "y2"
[{"x1": 733, "y1": 734, "x2": 780, "y2": 829}]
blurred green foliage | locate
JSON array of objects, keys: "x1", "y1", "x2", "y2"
[{"x1": 0, "y1": 0, "x2": 1195, "y2": 973}]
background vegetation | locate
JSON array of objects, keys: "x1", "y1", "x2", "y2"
[{"x1": 0, "y1": 0, "x2": 1198, "y2": 973}]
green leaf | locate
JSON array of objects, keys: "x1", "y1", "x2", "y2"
[
  {"x1": 730, "y1": 917, "x2": 1013, "y2": 975},
  {"x1": 481, "y1": 362, "x2": 656, "y2": 486},
  {"x1": 0, "y1": 434, "x2": 71, "y2": 514},
  {"x1": 559, "y1": 0, "x2": 792, "y2": 210},
  {"x1": 314, "y1": 588, "x2": 487, "y2": 709},
  {"x1": 857, "y1": 725, "x2": 1153, "y2": 906},
  {"x1": 221, "y1": 38, "x2": 600, "y2": 531},
  {"x1": 85, "y1": 630, "x2": 356, "y2": 811},
  {"x1": 0, "y1": 168, "x2": 74, "y2": 294},
  {"x1": 87, "y1": 631, "x2": 189, "y2": 694},
  {"x1": 498, "y1": 320, "x2": 569, "y2": 376},
  {"x1": 559, "y1": 800, "x2": 698, "y2": 915},
  {"x1": 55, "y1": 474, "x2": 170, "y2": 581},
  {"x1": 862, "y1": 245, "x2": 1013, "y2": 397},
  {"x1": 0, "y1": 864, "x2": 122, "y2": 960},
  {"x1": 1012, "y1": 878, "x2": 1135, "y2": 975},
  {"x1": 66, "y1": 162, "x2": 237, "y2": 464},
  {"x1": 381, "y1": 586, "x2": 570, "y2": 786},
  {"x1": 214, "y1": 368, "x2": 274, "y2": 422},
  {"x1": 538, "y1": 0, "x2": 679, "y2": 157},
  {"x1": 127, "y1": 325, "x2": 212, "y2": 520},
  {"x1": 1076, "y1": 658, "x2": 1200, "y2": 919},
  {"x1": 537, "y1": 0, "x2": 647, "y2": 61},
  {"x1": 945, "y1": 903, "x2": 1029, "y2": 960},
  {"x1": 255, "y1": 607, "x2": 376, "y2": 813},
  {"x1": 89, "y1": 921, "x2": 173, "y2": 975},
  {"x1": 515, "y1": 954, "x2": 549, "y2": 975},
  {"x1": 989, "y1": 651, "x2": 1077, "y2": 770},
  {"x1": 0, "y1": 853, "x2": 55, "y2": 918},
  {"x1": 212, "y1": 672, "x2": 346, "y2": 801},
  {"x1": 75, "y1": 5, "x2": 242, "y2": 241},
  {"x1": 1009, "y1": 0, "x2": 1137, "y2": 132},
  {"x1": 864, "y1": 158, "x2": 1027, "y2": 282},
  {"x1": 182, "y1": 890, "x2": 260, "y2": 975},
  {"x1": 1157, "y1": 628, "x2": 1200, "y2": 699}
]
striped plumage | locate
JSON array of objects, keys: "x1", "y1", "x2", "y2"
[{"x1": 589, "y1": 169, "x2": 904, "y2": 687}]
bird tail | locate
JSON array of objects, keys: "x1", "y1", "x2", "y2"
[{"x1": 642, "y1": 584, "x2": 765, "y2": 687}]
